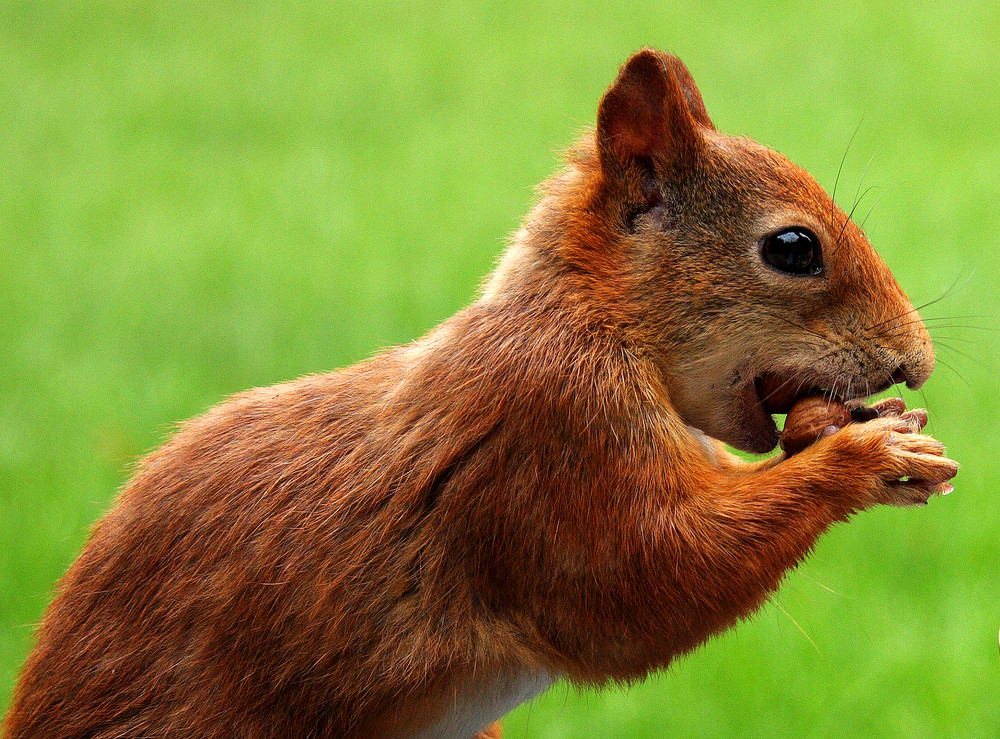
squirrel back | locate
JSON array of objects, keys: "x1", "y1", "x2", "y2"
[{"x1": 4, "y1": 49, "x2": 955, "y2": 738}]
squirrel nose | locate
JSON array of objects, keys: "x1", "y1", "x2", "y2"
[
  {"x1": 890, "y1": 365, "x2": 908, "y2": 385},
  {"x1": 890, "y1": 347, "x2": 934, "y2": 390}
]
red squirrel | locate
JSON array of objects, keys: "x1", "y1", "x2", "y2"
[{"x1": 4, "y1": 49, "x2": 957, "y2": 738}]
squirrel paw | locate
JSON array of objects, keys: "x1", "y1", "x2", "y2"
[{"x1": 831, "y1": 408, "x2": 957, "y2": 508}]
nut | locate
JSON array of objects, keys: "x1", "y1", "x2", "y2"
[{"x1": 780, "y1": 395, "x2": 852, "y2": 455}]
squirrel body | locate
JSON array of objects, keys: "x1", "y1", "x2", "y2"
[{"x1": 4, "y1": 50, "x2": 956, "y2": 738}]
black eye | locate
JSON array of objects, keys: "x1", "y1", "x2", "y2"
[{"x1": 761, "y1": 228, "x2": 823, "y2": 276}]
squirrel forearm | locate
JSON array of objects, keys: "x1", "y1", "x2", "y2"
[
  {"x1": 517, "y1": 439, "x2": 856, "y2": 678},
  {"x1": 643, "y1": 448, "x2": 858, "y2": 655}
]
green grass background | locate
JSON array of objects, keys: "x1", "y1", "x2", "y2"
[{"x1": 2, "y1": 1, "x2": 998, "y2": 736}]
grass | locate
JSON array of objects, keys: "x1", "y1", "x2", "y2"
[{"x1": 2, "y1": 1, "x2": 999, "y2": 735}]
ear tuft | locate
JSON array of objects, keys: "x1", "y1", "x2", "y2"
[{"x1": 596, "y1": 49, "x2": 713, "y2": 171}]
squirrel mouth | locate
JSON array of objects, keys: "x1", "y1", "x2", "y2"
[
  {"x1": 739, "y1": 370, "x2": 900, "y2": 454},
  {"x1": 752, "y1": 373, "x2": 846, "y2": 416},
  {"x1": 721, "y1": 368, "x2": 900, "y2": 455},
  {"x1": 738, "y1": 372, "x2": 869, "y2": 454},
  {"x1": 753, "y1": 369, "x2": 900, "y2": 414}
]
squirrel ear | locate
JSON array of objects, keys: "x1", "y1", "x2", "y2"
[{"x1": 597, "y1": 49, "x2": 713, "y2": 171}]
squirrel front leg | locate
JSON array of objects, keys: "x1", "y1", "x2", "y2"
[{"x1": 644, "y1": 410, "x2": 957, "y2": 658}]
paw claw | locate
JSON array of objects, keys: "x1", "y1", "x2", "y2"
[
  {"x1": 900, "y1": 408, "x2": 928, "y2": 432},
  {"x1": 871, "y1": 397, "x2": 906, "y2": 417}
]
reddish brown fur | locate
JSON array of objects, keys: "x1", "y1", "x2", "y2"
[{"x1": 4, "y1": 49, "x2": 956, "y2": 738}]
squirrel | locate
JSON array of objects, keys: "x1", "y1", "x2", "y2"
[{"x1": 3, "y1": 49, "x2": 957, "y2": 738}]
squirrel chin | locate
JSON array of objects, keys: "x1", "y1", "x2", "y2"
[
  {"x1": 731, "y1": 379, "x2": 782, "y2": 455},
  {"x1": 683, "y1": 380, "x2": 780, "y2": 456}
]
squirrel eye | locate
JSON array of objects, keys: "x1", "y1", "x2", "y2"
[{"x1": 761, "y1": 228, "x2": 823, "y2": 276}]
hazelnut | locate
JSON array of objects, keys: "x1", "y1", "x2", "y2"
[{"x1": 780, "y1": 395, "x2": 852, "y2": 455}]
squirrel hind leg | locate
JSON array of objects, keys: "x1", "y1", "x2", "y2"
[{"x1": 473, "y1": 722, "x2": 503, "y2": 739}]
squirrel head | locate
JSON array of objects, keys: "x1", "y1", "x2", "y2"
[{"x1": 523, "y1": 49, "x2": 934, "y2": 454}]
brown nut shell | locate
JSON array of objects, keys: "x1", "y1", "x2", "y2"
[{"x1": 780, "y1": 395, "x2": 852, "y2": 455}]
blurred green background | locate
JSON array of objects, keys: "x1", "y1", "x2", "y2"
[{"x1": 2, "y1": 1, "x2": 998, "y2": 736}]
